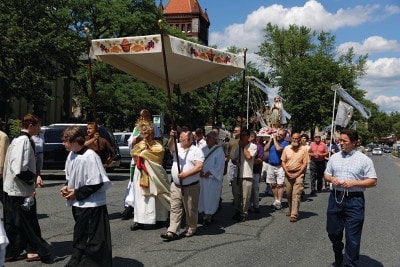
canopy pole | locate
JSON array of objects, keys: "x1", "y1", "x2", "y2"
[
  {"x1": 85, "y1": 27, "x2": 97, "y2": 123},
  {"x1": 158, "y1": 20, "x2": 183, "y2": 192},
  {"x1": 236, "y1": 48, "x2": 248, "y2": 187},
  {"x1": 330, "y1": 85, "x2": 338, "y2": 157},
  {"x1": 246, "y1": 80, "x2": 250, "y2": 129}
]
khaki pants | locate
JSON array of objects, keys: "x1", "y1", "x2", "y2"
[
  {"x1": 285, "y1": 174, "x2": 304, "y2": 218},
  {"x1": 167, "y1": 182, "x2": 200, "y2": 235},
  {"x1": 232, "y1": 177, "x2": 253, "y2": 216}
]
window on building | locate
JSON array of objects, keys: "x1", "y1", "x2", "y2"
[
  {"x1": 187, "y1": 24, "x2": 191, "y2": 32},
  {"x1": 181, "y1": 24, "x2": 185, "y2": 32}
]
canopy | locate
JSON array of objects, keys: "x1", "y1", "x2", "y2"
[{"x1": 91, "y1": 34, "x2": 245, "y2": 93}]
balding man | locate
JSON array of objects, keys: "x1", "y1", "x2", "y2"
[{"x1": 281, "y1": 132, "x2": 309, "y2": 222}]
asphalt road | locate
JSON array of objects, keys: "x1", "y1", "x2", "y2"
[{"x1": 3, "y1": 152, "x2": 399, "y2": 267}]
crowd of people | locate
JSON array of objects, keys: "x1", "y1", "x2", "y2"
[{"x1": 0, "y1": 111, "x2": 378, "y2": 267}]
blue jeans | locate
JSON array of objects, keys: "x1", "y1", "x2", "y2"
[{"x1": 326, "y1": 192, "x2": 365, "y2": 267}]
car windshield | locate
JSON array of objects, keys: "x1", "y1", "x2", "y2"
[
  {"x1": 43, "y1": 126, "x2": 113, "y2": 145},
  {"x1": 44, "y1": 128, "x2": 65, "y2": 143}
]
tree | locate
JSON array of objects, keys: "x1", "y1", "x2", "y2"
[
  {"x1": 0, "y1": 0, "x2": 83, "y2": 119},
  {"x1": 256, "y1": 23, "x2": 368, "y2": 134}
]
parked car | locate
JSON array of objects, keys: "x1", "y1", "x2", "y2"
[
  {"x1": 383, "y1": 145, "x2": 392, "y2": 153},
  {"x1": 114, "y1": 131, "x2": 172, "y2": 169},
  {"x1": 365, "y1": 144, "x2": 375, "y2": 152},
  {"x1": 42, "y1": 123, "x2": 120, "y2": 170},
  {"x1": 372, "y1": 147, "x2": 383, "y2": 155},
  {"x1": 113, "y1": 132, "x2": 132, "y2": 167}
]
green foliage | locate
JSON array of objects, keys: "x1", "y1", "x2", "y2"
[
  {"x1": 8, "y1": 119, "x2": 22, "y2": 139},
  {"x1": 0, "y1": 0, "x2": 83, "y2": 116}
]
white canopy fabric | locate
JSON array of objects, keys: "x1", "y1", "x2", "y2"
[{"x1": 91, "y1": 34, "x2": 245, "y2": 93}]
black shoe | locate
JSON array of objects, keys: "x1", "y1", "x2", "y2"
[
  {"x1": 203, "y1": 219, "x2": 211, "y2": 227},
  {"x1": 121, "y1": 206, "x2": 134, "y2": 220},
  {"x1": 160, "y1": 231, "x2": 178, "y2": 241},
  {"x1": 238, "y1": 216, "x2": 246, "y2": 222},
  {"x1": 333, "y1": 252, "x2": 343, "y2": 266},
  {"x1": 254, "y1": 207, "x2": 260, "y2": 213},
  {"x1": 310, "y1": 190, "x2": 317, "y2": 197},
  {"x1": 130, "y1": 222, "x2": 144, "y2": 231},
  {"x1": 232, "y1": 212, "x2": 241, "y2": 220}
]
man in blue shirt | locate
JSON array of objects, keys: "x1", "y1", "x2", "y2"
[{"x1": 264, "y1": 129, "x2": 289, "y2": 210}]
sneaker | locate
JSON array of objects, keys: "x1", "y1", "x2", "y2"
[{"x1": 273, "y1": 200, "x2": 282, "y2": 210}]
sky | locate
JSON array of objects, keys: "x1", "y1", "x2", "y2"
[{"x1": 164, "y1": 0, "x2": 400, "y2": 113}]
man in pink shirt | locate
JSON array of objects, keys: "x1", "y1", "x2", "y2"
[{"x1": 308, "y1": 133, "x2": 328, "y2": 196}]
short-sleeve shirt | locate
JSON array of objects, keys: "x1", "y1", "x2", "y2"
[
  {"x1": 281, "y1": 145, "x2": 309, "y2": 171},
  {"x1": 253, "y1": 143, "x2": 265, "y2": 174},
  {"x1": 309, "y1": 141, "x2": 328, "y2": 162},
  {"x1": 268, "y1": 140, "x2": 289, "y2": 165},
  {"x1": 232, "y1": 143, "x2": 258, "y2": 178},
  {"x1": 325, "y1": 149, "x2": 377, "y2": 192},
  {"x1": 171, "y1": 145, "x2": 204, "y2": 186}
]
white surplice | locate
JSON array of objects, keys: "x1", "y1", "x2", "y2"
[{"x1": 198, "y1": 145, "x2": 225, "y2": 215}]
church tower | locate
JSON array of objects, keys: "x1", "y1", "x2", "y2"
[{"x1": 158, "y1": 0, "x2": 210, "y2": 45}]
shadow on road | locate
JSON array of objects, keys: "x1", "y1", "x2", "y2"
[
  {"x1": 113, "y1": 256, "x2": 144, "y2": 267},
  {"x1": 358, "y1": 255, "x2": 384, "y2": 267}
]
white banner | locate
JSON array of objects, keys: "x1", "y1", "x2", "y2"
[
  {"x1": 335, "y1": 101, "x2": 353, "y2": 127},
  {"x1": 332, "y1": 85, "x2": 371, "y2": 119}
]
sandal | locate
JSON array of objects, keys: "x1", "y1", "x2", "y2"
[
  {"x1": 180, "y1": 230, "x2": 195, "y2": 238},
  {"x1": 160, "y1": 231, "x2": 178, "y2": 241},
  {"x1": 26, "y1": 255, "x2": 41, "y2": 262},
  {"x1": 5, "y1": 252, "x2": 27, "y2": 262}
]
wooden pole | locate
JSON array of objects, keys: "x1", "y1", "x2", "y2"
[
  {"x1": 85, "y1": 27, "x2": 97, "y2": 123},
  {"x1": 158, "y1": 20, "x2": 183, "y2": 192}
]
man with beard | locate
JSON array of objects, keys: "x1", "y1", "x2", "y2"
[
  {"x1": 84, "y1": 122, "x2": 115, "y2": 169},
  {"x1": 281, "y1": 132, "x2": 309, "y2": 222}
]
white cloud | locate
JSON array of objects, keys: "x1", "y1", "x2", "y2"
[
  {"x1": 208, "y1": 1, "x2": 400, "y2": 113},
  {"x1": 372, "y1": 95, "x2": 400, "y2": 113},
  {"x1": 338, "y1": 36, "x2": 400, "y2": 55},
  {"x1": 359, "y1": 58, "x2": 400, "y2": 103},
  {"x1": 209, "y1": 0, "x2": 381, "y2": 52}
]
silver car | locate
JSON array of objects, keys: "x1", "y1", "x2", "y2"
[
  {"x1": 372, "y1": 147, "x2": 383, "y2": 155},
  {"x1": 113, "y1": 132, "x2": 132, "y2": 167}
]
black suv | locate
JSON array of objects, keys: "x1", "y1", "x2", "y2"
[{"x1": 42, "y1": 123, "x2": 120, "y2": 170}]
